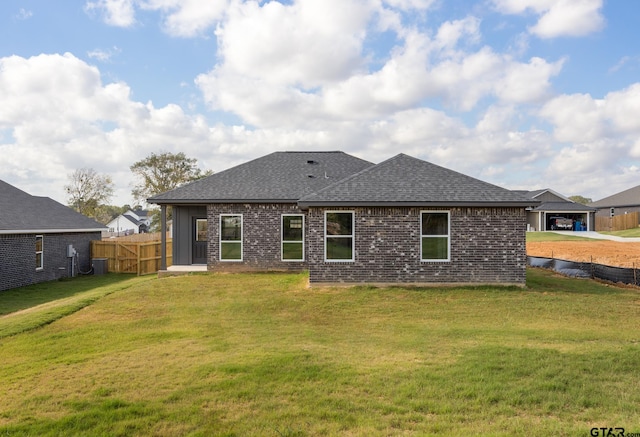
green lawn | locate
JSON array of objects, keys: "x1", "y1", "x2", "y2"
[
  {"x1": 526, "y1": 231, "x2": 595, "y2": 242},
  {"x1": 1, "y1": 271, "x2": 639, "y2": 436},
  {"x1": 601, "y1": 228, "x2": 640, "y2": 238}
]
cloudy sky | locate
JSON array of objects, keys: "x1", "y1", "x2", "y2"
[{"x1": 1, "y1": 0, "x2": 639, "y2": 206}]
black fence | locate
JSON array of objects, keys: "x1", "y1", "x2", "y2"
[{"x1": 528, "y1": 256, "x2": 640, "y2": 286}]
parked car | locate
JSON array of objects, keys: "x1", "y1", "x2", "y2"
[{"x1": 549, "y1": 216, "x2": 573, "y2": 230}]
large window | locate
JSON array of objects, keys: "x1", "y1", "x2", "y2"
[
  {"x1": 220, "y1": 215, "x2": 242, "y2": 261},
  {"x1": 421, "y1": 211, "x2": 450, "y2": 261},
  {"x1": 325, "y1": 211, "x2": 354, "y2": 261},
  {"x1": 282, "y1": 214, "x2": 304, "y2": 261},
  {"x1": 35, "y1": 235, "x2": 43, "y2": 270}
]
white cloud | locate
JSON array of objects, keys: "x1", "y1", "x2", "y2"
[
  {"x1": 217, "y1": 0, "x2": 371, "y2": 87},
  {"x1": 140, "y1": 0, "x2": 229, "y2": 37},
  {"x1": 495, "y1": 56, "x2": 563, "y2": 103},
  {"x1": 493, "y1": 0, "x2": 605, "y2": 38},
  {"x1": 434, "y1": 16, "x2": 481, "y2": 50},
  {"x1": 0, "y1": 53, "x2": 223, "y2": 204},
  {"x1": 84, "y1": 0, "x2": 136, "y2": 27},
  {"x1": 15, "y1": 8, "x2": 33, "y2": 20},
  {"x1": 540, "y1": 84, "x2": 640, "y2": 144},
  {"x1": 87, "y1": 46, "x2": 121, "y2": 62},
  {"x1": 382, "y1": 0, "x2": 436, "y2": 10}
]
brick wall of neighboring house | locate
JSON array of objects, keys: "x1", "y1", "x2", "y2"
[
  {"x1": 207, "y1": 203, "x2": 309, "y2": 272},
  {"x1": 306, "y1": 206, "x2": 527, "y2": 286},
  {"x1": 0, "y1": 232, "x2": 101, "y2": 292}
]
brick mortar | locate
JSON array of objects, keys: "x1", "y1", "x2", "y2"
[
  {"x1": 0, "y1": 232, "x2": 101, "y2": 292},
  {"x1": 307, "y1": 206, "x2": 527, "y2": 285},
  {"x1": 207, "y1": 203, "x2": 308, "y2": 272}
]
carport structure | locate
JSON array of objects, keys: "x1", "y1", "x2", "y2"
[{"x1": 516, "y1": 189, "x2": 596, "y2": 232}]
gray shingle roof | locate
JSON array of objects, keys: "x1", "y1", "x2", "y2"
[
  {"x1": 589, "y1": 184, "x2": 640, "y2": 208},
  {"x1": 531, "y1": 202, "x2": 595, "y2": 212},
  {"x1": 0, "y1": 179, "x2": 106, "y2": 233},
  {"x1": 299, "y1": 153, "x2": 537, "y2": 207},
  {"x1": 149, "y1": 151, "x2": 374, "y2": 204}
]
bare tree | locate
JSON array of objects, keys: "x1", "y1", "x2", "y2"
[{"x1": 65, "y1": 168, "x2": 114, "y2": 218}]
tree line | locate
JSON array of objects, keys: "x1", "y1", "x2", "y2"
[{"x1": 65, "y1": 152, "x2": 211, "y2": 227}]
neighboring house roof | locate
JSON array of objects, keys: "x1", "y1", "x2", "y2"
[
  {"x1": 0, "y1": 179, "x2": 106, "y2": 234},
  {"x1": 124, "y1": 209, "x2": 149, "y2": 221},
  {"x1": 299, "y1": 154, "x2": 537, "y2": 207},
  {"x1": 517, "y1": 189, "x2": 595, "y2": 212},
  {"x1": 530, "y1": 202, "x2": 595, "y2": 212},
  {"x1": 107, "y1": 214, "x2": 139, "y2": 228},
  {"x1": 521, "y1": 188, "x2": 573, "y2": 203},
  {"x1": 589, "y1": 184, "x2": 640, "y2": 208},
  {"x1": 149, "y1": 151, "x2": 374, "y2": 204}
]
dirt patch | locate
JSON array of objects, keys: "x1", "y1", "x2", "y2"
[{"x1": 527, "y1": 240, "x2": 640, "y2": 268}]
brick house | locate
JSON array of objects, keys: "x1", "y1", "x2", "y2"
[
  {"x1": 149, "y1": 152, "x2": 537, "y2": 286},
  {"x1": 0, "y1": 180, "x2": 105, "y2": 292}
]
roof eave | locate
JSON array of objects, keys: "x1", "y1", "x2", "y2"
[
  {"x1": 149, "y1": 198, "x2": 300, "y2": 205},
  {"x1": 0, "y1": 228, "x2": 106, "y2": 235},
  {"x1": 297, "y1": 201, "x2": 539, "y2": 209}
]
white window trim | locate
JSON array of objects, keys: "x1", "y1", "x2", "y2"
[
  {"x1": 324, "y1": 210, "x2": 355, "y2": 262},
  {"x1": 420, "y1": 210, "x2": 451, "y2": 262},
  {"x1": 36, "y1": 235, "x2": 44, "y2": 271},
  {"x1": 281, "y1": 214, "x2": 305, "y2": 262},
  {"x1": 219, "y1": 214, "x2": 243, "y2": 262}
]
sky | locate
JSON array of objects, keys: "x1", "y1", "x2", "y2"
[{"x1": 1, "y1": 0, "x2": 640, "y2": 207}]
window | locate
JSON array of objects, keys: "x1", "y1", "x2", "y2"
[
  {"x1": 196, "y1": 219, "x2": 208, "y2": 241},
  {"x1": 325, "y1": 211, "x2": 354, "y2": 261},
  {"x1": 282, "y1": 215, "x2": 304, "y2": 261},
  {"x1": 220, "y1": 215, "x2": 242, "y2": 261},
  {"x1": 35, "y1": 235, "x2": 43, "y2": 270},
  {"x1": 421, "y1": 211, "x2": 450, "y2": 261}
]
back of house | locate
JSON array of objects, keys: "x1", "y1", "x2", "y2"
[{"x1": 149, "y1": 151, "x2": 537, "y2": 286}]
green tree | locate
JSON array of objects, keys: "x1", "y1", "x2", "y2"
[
  {"x1": 130, "y1": 152, "x2": 211, "y2": 203},
  {"x1": 569, "y1": 195, "x2": 592, "y2": 205},
  {"x1": 65, "y1": 168, "x2": 114, "y2": 219}
]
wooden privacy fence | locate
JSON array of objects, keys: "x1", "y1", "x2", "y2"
[
  {"x1": 595, "y1": 212, "x2": 640, "y2": 232},
  {"x1": 91, "y1": 240, "x2": 172, "y2": 275}
]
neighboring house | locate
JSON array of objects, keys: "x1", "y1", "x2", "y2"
[
  {"x1": 0, "y1": 179, "x2": 106, "y2": 292},
  {"x1": 106, "y1": 209, "x2": 151, "y2": 236},
  {"x1": 589, "y1": 184, "x2": 640, "y2": 217},
  {"x1": 516, "y1": 189, "x2": 595, "y2": 232},
  {"x1": 149, "y1": 151, "x2": 537, "y2": 286}
]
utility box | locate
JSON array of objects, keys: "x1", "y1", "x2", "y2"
[{"x1": 92, "y1": 258, "x2": 108, "y2": 275}]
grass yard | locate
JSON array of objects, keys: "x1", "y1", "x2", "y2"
[
  {"x1": 601, "y1": 228, "x2": 640, "y2": 238},
  {"x1": 526, "y1": 231, "x2": 595, "y2": 242},
  {"x1": 1, "y1": 271, "x2": 639, "y2": 436}
]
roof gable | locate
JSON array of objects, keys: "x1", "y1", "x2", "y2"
[
  {"x1": 524, "y1": 188, "x2": 572, "y2": 203},
  {"x1": 149, "y1": 151, "x2": 374, "y2": 204},
  {"x1": 0, "y1": 179, "x2": 106, "y2": 233},
  {"x1": 299, "y1": 154, "x2": 537, "y2": 207}
]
